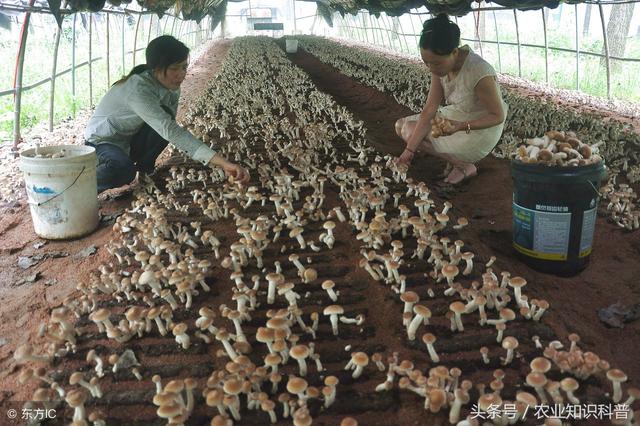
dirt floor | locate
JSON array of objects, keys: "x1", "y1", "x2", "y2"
[{"x1": 0, "y1": 38, "x2": 638, "y2": 425}]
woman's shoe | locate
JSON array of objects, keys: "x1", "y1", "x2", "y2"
[
  {"x1": 438, "y1": 162, "x2": 454, "y2": 178},
  {"x1": 444, "y1": 164, "x2": 478, "y2": 185}
]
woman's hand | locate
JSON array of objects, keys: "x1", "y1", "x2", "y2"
[
  {"x1": 222, "y1": 162, "x2": 250, "y2": 185},
  {"x1": 208, "y1": 154, "x2": 250, "y2": 185},
  {"x1": 396, "y1": 148, "x2": 415, "y2": 166},
  {"x1": 438, "y1": 119, "x2": 466, "y2": 136}
]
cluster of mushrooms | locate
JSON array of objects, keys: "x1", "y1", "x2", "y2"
[
  {"x1": 513, "y1": 130, "x2": 603, "y2": 167},
  {"x1": 601, "y1": 179, "x2": 639, "y2": 231},
  {"x1": 430, "y1": 117, "x2": 456, "y2": 139},
  {"x1": 11, "y1": 36, "x2": 638, "y2": 425}
]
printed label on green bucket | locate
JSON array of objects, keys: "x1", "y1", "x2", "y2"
[
  {"x1": 579, "y1": 207, "x2": 597, "y2": 258},
  {"x1": 513, "y1": 203, "x2": 571, "y2": 261}
]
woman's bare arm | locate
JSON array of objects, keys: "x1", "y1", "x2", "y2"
[
  {"x1": 468, "y1": 76, "x2": 505, "y2": 130},
  {"x1": 404, "y1": 73, "x2": 444, "y2": 152}
]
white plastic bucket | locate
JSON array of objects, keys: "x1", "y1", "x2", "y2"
[
  {"x1": 285, "y1": 39, "x2": 299, "y2": 53},
  {"x1": 20, "y1": 145, "x2": 99, "y2": 239}
]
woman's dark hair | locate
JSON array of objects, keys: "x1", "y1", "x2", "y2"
[
  {"x1": 419, "y1": 14, "x2": 460, "y2": 55},
  {"x1": 113, "y1": 35, "x2": 189, "y2": 85}
]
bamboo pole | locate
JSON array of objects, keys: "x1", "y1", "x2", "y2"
[
  {"x1": 89, "y1": 14, "x2": 93, "y2": 107},
  {"x1": 121, "y1": 14, "x2": 125, "y2": 75},
  {"x1": 542, "y1": 9, "x2": 548, "y2": 83},
  {"x1": 12, "y1": 0, "x2": 35, "y2": 148},
  {"x1": 381, "y1": 14, "x2": 393, "y2": 49},
  {"x1": 292, "y1": 0, "x2": 297, "y2": 34},
  {"x1": 362, "y1": 13, "x2": 369, "y2": 44},
  {"x1": 492, "y1": 10, "x2": 502, "y2": 72},
  {"x1": 106, "y1": 13, "x2": 110, "y2": 88},
  {"x1": 513, "y1": 9, "x2": 522, "y2": 77},
  {"x1": 147, "y1": 13, "x2": 153, "y2": 45},
  {"x1": 408, "y1": 9, "x2": 418, "y2": 51},
  {"x1": 133, "y1": 13, "x2": 141, "y2": 66},
  {"x1": 49, "y1": 23, "x2": 62, "y2": 131},
  {"x1": 162, "y1": 14, "x2": 169, "y2": 34},
  {"x1": 598, "y1": 2, "x2": 610, "y2": 99},
  {"x1": 575, "y1": 3, "x2": 580, "y2": 90},
  {"x1": 72, "y1": 13, "x2": 77, "y2": 117}
]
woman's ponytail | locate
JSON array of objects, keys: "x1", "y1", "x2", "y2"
[{"x1": 112, "y1": 64, "x2": 148, "y2": 86}]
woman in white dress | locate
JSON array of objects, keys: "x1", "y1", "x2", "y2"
[{"x1": 396, "y1": 14, "x2": 508, "y2": 184}]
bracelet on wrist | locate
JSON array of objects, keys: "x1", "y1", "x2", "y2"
[{"x1": 405, "y1": 148, "x2": 415, "y2": 154}]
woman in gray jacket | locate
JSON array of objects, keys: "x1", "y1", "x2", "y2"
[{"x1": 85, "y1": 35, "x2": 249, "y2": 193}]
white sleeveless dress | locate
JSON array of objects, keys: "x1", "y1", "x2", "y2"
[{"x1": 405, "y1": 46, "x2": 508, "y2": 163}]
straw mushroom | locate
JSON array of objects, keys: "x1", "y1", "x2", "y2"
[
  {"x1": 449, "y1": 301, "x2": 466, "y2": 332},
  {"x1": 323, "y1": 305, "x2": 344, "y2": 336},
  {"x1": 172, "y1": 323, "x2": 190, "y2": 350},
  {"x1": 66, "y1": 389, "x2": 88, "y2": 423},
  {"x1": 407, "y1": 305, "x2": 431, "y2": 340},
  {"x1": 321, "y1": 280, "x2": 338, "y2": 302},
  {"x1": 350, "y1": 352, "x2": 369, "y2": 379},
  {"x1": 508, "y1": 276, "x2": 527, "y2": 307},
  {"x1": 422, "y1": 333, "x2": 440, "y2": 363},
  {"x1": 290, "y1": 345, "x2": 310, "y2": 377},
  {"x1": 526, "y1": 372, "x2": 549, "y2": 404},
  {"x1": 501, "y1": 336, "x2": 519, "y2": 365},
  {"x1": 607, "y1": 369, "x2": 627, "y2": 403},
  {"x1": 560, "y1": 377, "x2": 580, "y2": 404}
]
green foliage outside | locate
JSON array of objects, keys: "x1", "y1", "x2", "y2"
[
  {"x1": 337, "y1": 7, "x2": 640, "y2": 102},
  {"x1": 0, "y1": 11, "x2": 204, "y2": 144}
]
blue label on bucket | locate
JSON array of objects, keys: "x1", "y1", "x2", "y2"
[
  {"x1": 32, "y1": 185, "x2": 55, "y2": 194},
  {"x1": 513, "y1": 202, "x2": 571, "y2": 261},
  {"x1": 579, "y1": 207, "x2": 597, "y2": 257}
]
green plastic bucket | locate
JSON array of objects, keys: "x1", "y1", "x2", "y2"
[{"x1": 511, "y1": 161, "x2": 607, "y2": 276}]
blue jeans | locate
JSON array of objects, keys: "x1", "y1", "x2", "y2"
[{"x1": 87, "y1": 120, "x2": 170, "y2": 193}]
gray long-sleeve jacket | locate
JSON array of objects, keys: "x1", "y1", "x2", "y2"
[{"x1": 84, "y1": 70, "x2": 215, "y2": 165}]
